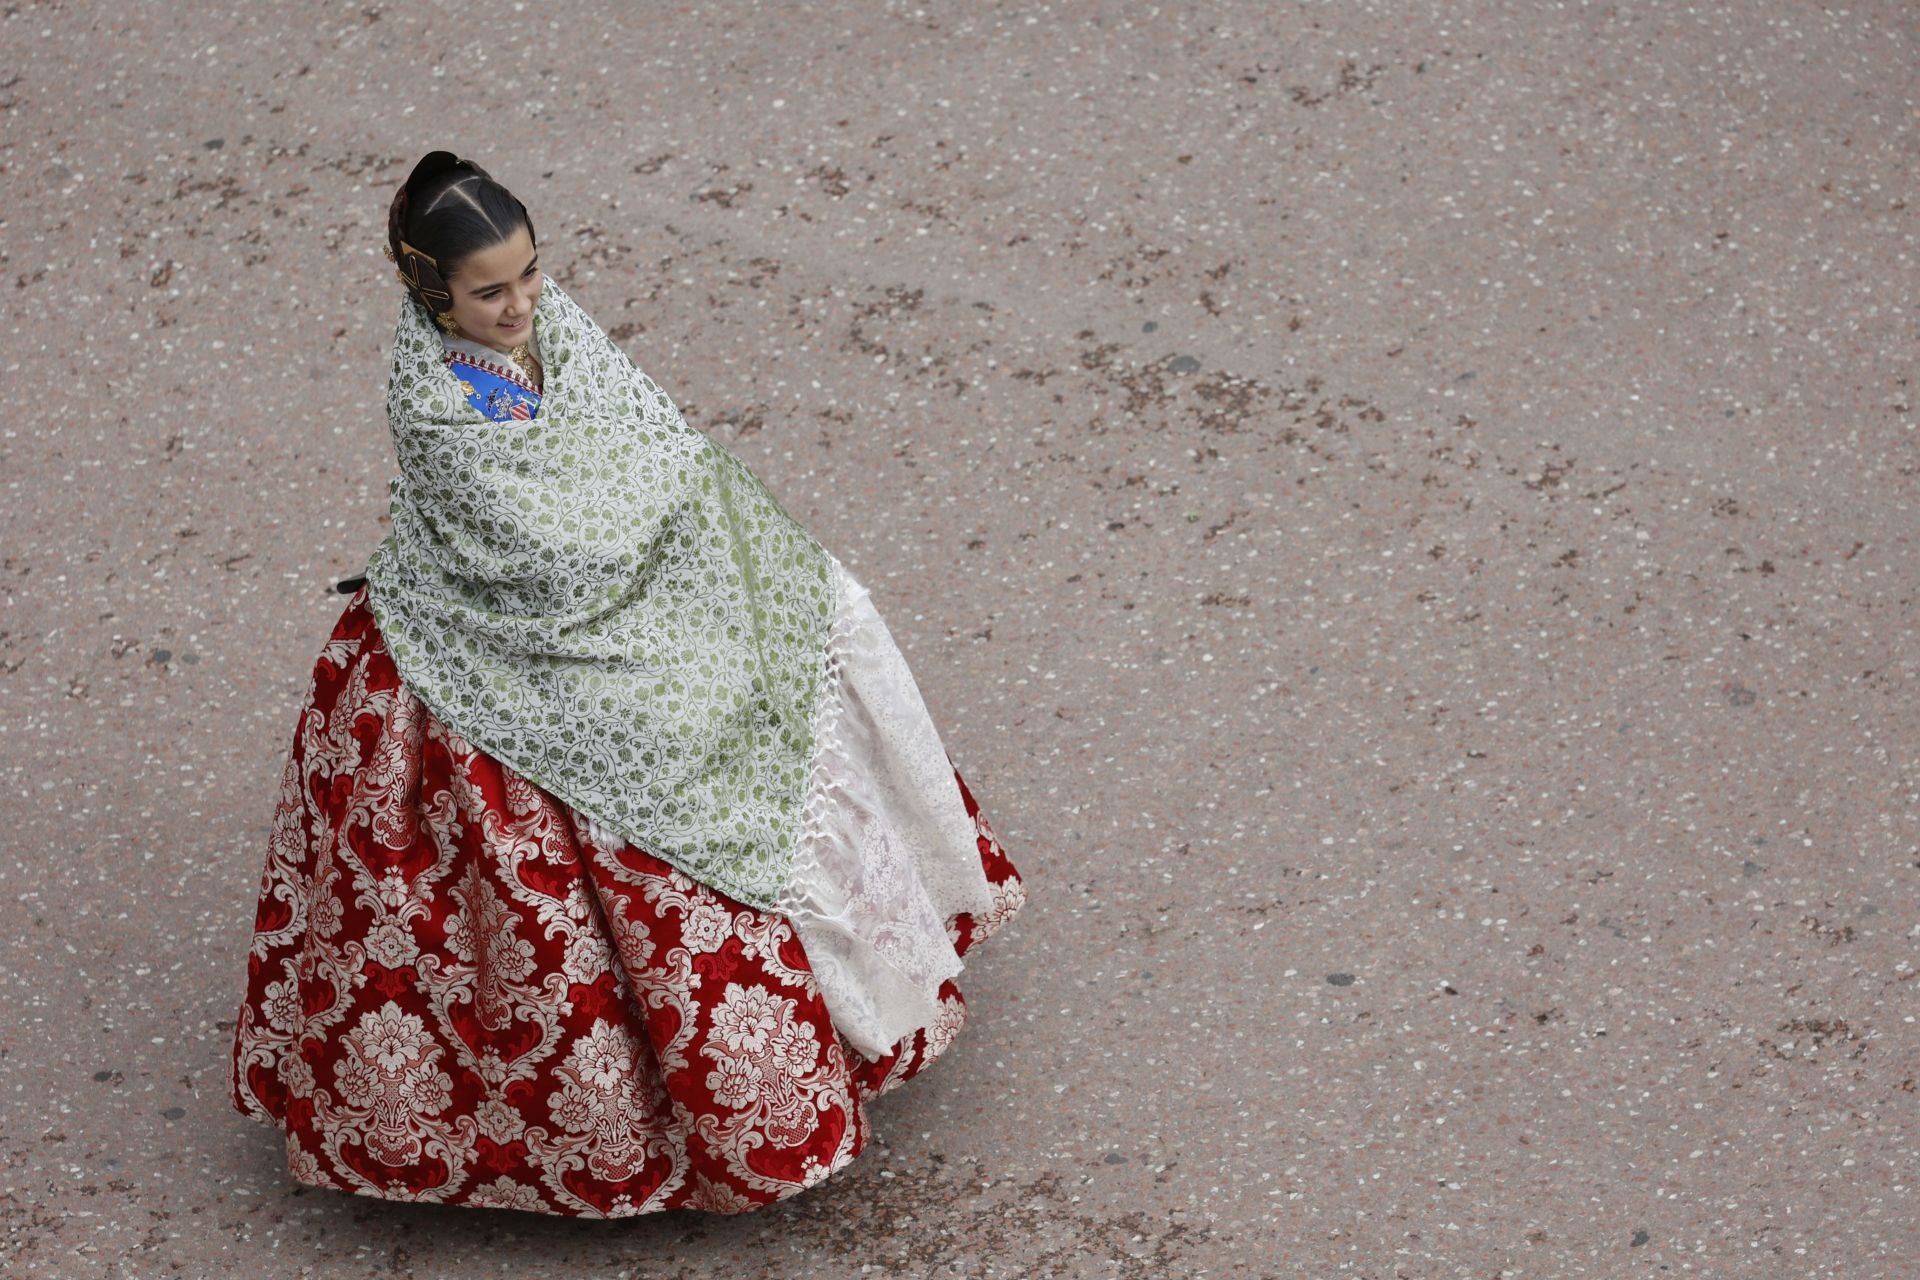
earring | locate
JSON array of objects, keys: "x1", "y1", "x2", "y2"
[{"x1": 435, "y1": 310, "x2": 458, "y2": 334}]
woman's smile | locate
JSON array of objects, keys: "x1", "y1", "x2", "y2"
[{"x1": 444, "y1": 222, "x2": 543, "y2": 352}]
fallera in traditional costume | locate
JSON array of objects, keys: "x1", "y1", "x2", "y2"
[{"x1": 228, "y1": 275, "x2": 1026, "y2": 1216}]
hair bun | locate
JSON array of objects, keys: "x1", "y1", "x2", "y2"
[
  {"x1": 387, "y1": 152, "x2": 485, "y2": 255},
  {"x1": 406, "y1": 150, "x2": 471, "y2": 187}
]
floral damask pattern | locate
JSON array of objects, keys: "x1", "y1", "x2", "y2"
[{"x1": 230, "y1": 590, "x2": 1025, "y2": 1216}]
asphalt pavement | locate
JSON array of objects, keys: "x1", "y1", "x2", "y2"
[{"x1": 2, "y1": 2, "x2": 1915, "y2": 1276}]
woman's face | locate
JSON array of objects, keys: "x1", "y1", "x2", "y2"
[{"x1": 445, "y1": 222, "x2": 542, "y2": 351}]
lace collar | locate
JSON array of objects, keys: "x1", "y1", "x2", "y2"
[{"x1": 441, "y1": 326, "x2": 544, "y2": 392}]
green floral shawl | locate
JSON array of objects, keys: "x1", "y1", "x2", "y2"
[{"x1": 363, "y1": 280, "x2": 834, "y2": 910}]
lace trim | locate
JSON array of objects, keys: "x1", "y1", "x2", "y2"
[
  {"x1": 445, "y1": 349, "x2": 541, "y2": 396},
  {"x1": 776, "y1": 556, "x2": 996, "y2": 1060}
]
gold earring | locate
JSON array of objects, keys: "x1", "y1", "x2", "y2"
[{"x1": 435, "y1": 311, "x2": 457, "y2": 334}]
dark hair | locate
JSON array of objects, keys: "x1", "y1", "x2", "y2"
[{"x1": 385, "y1": 151, "x2": 537, "y2": 317}]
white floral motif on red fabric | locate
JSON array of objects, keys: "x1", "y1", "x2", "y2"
[{"x1": 230, "y1": 590, "x2": 1025, "y2": 1216}]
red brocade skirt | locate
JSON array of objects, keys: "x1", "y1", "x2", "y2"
[{"x1": 228, "y1": 590, "x2": 1025, "y2": 1216}]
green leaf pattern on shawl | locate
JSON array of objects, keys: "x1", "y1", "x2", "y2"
[{"x1": 363, "y1": 280, "x2": 832, "y2": 910}]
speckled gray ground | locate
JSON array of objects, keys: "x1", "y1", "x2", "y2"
[{"x1": 2, "y1": 1, "x2": 1914, "y2": 1276}]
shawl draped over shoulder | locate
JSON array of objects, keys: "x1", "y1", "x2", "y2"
[{"x1": 363, "y1": 280, "x2": 996, "y2": 1057}]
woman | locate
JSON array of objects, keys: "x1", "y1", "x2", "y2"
[{"x1": 228, "y1": 151, "x2": 1026, "y2": 1217}]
